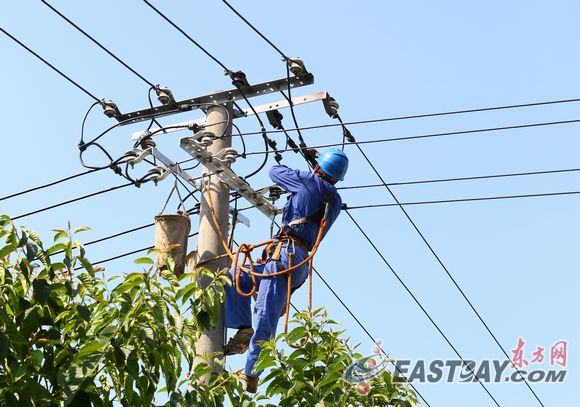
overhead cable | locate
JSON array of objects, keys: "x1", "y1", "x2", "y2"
[
  {"x1": 0, "y1": 27, "x2": 100, "y2": 102},
  {"x1": 233, "y1": 98, "x2": 580, "y2": 139},
  {"x1": 0, "y1": 168, "x2": 106, "y2": 202},
  {"x1": 353, "y1": 143, "x2": 544, "y2": 406},
  {"x1": 220, "y1": 0, "x2": 313, "y2": 167},
  {"x1": 345, "y1": 210, "x2": 501, "y2": 406},
  {"x1": 344, "y1": 190, "x2": 580, "y2": 209},
  {"x1": 338, "y1": 167, "x2": 580, "y2": 190},
  {"x1": 311, "y1": 265, "x2": 431, "y2": 406},
  {"x1": 143, "y1": 0, "x2": 230, "y2": 73},
  {"x1": 142, "y1": 1, "x2": 280, "y2": 175},
  {"x1": 267, "y1": 218, "x2": 431, "y2": 405},
  {"x1": 221, "y1": 0, "x2": 288, "y2": 59},
  {"x1": 41, "y1": 0, "x2": 156, "y2": 87},
  {"x1": 240, "y1": 118, "x2": 580, "y2": 154},
  {"x1": 74, "y1": 231, "x2": 200, "y2": 270},
  {"x1": 12, "y1": 182, "x2": 134, "y2": 221}
]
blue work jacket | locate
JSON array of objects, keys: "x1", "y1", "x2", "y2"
[{"x1": 269, "y1": 165, "x2": 342, "y2": 249}]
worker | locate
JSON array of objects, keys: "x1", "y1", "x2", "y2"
[{"x1": 223, "y1": 147, "x2": 349, "y2": 393}]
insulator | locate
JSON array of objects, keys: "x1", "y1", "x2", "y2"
[
  {"x1": 102, "y1": 100, "x2": 119, "y2": 118},
  {"x1": 124, "y1": 148, "x2": 140, "y2": 165},
  {"x1": 329, "y1": 98, "x2": 340, "y2": 115},
  {"x1": 141, "y1": 138, "x2": 156, "y2": 149},
  {"x1": 200, "y1": 136, "x2": 214, "y2": 146},
  {"x1": 230, "y1": 70, "x2": 250, "y2": 87},
  {"x1": 155, "y1": 86, "x2": 175, "y2": 105},
  {"x1": 287, "y1": 57, "x2": 307, "y2": 76},
  {"x1": 148, "y1": 166, "x2": 163, "y2": 177},
  {"x1": 323, "y1": 95, "x2": 340, "y2": 118}
]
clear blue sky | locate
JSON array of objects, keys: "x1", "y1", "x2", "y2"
[{"x1": 1, "y1": 1, "x2": 578, "y2": 405}]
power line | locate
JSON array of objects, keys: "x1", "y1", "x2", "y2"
[
  {"x1": 221, "y1": 0, "x2": 288, "y2": 59},
  {"x1": 143, "y1": 0, "x2": 230, "y2": 73},
  {"x1": 220, "y1": 0, "x2": 316, "y2": 168},
  {"x1": 344, "y1": 190, "x2": 580, "y2": 209},
  {"x1": 240, "y1": 118, "x2": 580, "y2": 152},
  {"x1": 11, "y1": 182, "x2": 134, "y2": 221},
  {"x1": 74, "y1": 231, "x2": 200, "y2": 270},
  {"x1": 352, "y1": 143, "x2": 544, "y2": 405},
  {"x1": 233, "y1": 99, "x2": 580, "y2": 139},
  {"x1": 0, "y1": 27, "x2": 100, "y2": 102},
  {"x1": 41, "y1": 0, "x2": 156, "y2": 87},
  {"x1": 142, "y1": 1, "x2": 283, "y2": 177},
  {"x1": 262, "y1": 218, "x2": 432, "y2": 404},
  {"x1": 311, "y1": 265, "x2": 431, "y2": 406},
  {"x1": 338, "y1": 167, "x2": 580, "y2": 190},
  {"x1": 345, "y1": 210, "x2": 501, "y2": 406},
  {"x1": 0, "y1": 168, "x2": 106, "y2": 202}
]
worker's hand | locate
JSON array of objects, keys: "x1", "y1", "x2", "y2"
[{"x1": 306, "y1": 148, "x2": 319, "y2": 160}]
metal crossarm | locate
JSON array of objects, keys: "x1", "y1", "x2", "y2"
[
  {"x1": 117, "y1": 73, "x2": 314, "y2": 126},
  {"x1": 180, "y1": 136, "x2": 279, "y2": 220}
]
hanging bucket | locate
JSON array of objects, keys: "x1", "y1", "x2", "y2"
[{"x1": 154, "y1": 213, "x2": 191, "y2": 276}]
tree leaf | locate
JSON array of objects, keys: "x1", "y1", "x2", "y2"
[
  {"x1": 134, "y1": 257, "x2": 154, "y2": 265},
  {"x1": 77, "y1": 340, "x2": 102, "y2": 361}
]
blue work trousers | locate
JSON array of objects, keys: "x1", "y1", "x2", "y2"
[{"x1": 225, "y1": 243, "x2": 309, "y2": 376}]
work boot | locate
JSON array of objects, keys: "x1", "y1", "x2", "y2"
[
  {"x1": 224, "y1": 327, "x2": 254, "y2": 355},
  {"x1": 237, "y1": 371, "x2": 259, "y2": 393}
]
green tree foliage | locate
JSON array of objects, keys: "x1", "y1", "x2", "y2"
[
  {"x1": 0, "y1": 216, "x2": 250, "y2": 406},
  {"x1": 0, "y1": 216, "x2": 416, "y2": 406},
  {"x1": 254, "y1": 309, "x2": 418, "y2": 407}
]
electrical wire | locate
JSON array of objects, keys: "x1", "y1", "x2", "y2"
[
  {"x1": 41, "y1": 0, "x2": 156, "y2": 87},
  {"x1": 242, "y1": 135, "x2": 269, "y2": 180},
  {"x1": 266, "y1": 216, "x2": 432, "y2": 405},
  {"x1": 234, "y1": 98, "x2": 580, "y2": 139},
  {"x1": 310, "y1": 265, "x2": 431, "y2": 407},
  {"x1": 353, "y1": 143, "x2": 544, "y2": 406},
  {"x1": 345, "y1": 210, "x2": 501, "y2": 406},
  {"x1": 344, "y1": 189, "x2": 580, "y2": 209},
  {"x1": 221, "y1": 0, "x2": 288, "y2": 60},
  {"x1": 0, "y1": 27, "x2": 100, "y2": 102},
  {"x1": 240, "y1": 118, "x2": 580, "y2": 155},
  {"x1": 49, "y1": 206, "x2": 202, "y2": 257},
  {"x1": 338, "y1": 167, "x2": 580, "y2": 190},
  {"x1": 0, "y1": 168, "x2": 106, "y2": 202},
  {"x1": 140, "y1": 1, "x2": 282, "y2": 175},
  {"x1": 143, "y1": 0, "x2": 230, "y2": 73},
  {"x1": 146, "y1": 86, "x2": 167, "y2": 135},
  {"x1": 11, "y1": 182, "x2": 134, "y2": 221},
  {"x1": 218, "y1": 2, "x2": 312, "y2": 168},
  {"x1": 232, "y1": 122, "x2": 247, "y2": 158},
  {"x1": 279, "y1": 64, "x2": 312, "y2": 169},
  {"x1": 74, "y1": 231, "x2": 200, "y2": 270}
]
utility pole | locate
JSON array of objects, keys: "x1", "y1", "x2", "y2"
[
  {"x1": 194, "y1": 102, "x2": 233, "y2": 378},
  {"x1": 117, "y1": 72, "x2": 322, "y2": 378}
]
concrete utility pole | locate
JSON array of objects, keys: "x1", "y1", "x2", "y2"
[{"x1": 194, "y1": 102, "x2": 233, "y2": 377}]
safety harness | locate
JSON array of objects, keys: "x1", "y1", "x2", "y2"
[{"x1": 201, "y1": 184, "x2": 337, "y2": 345}]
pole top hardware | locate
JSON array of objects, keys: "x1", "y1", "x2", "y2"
[
  {"x1": 115, "y1": 73, "x2": 314, "y2": 126},
  {"x1": 180, "y1": 135, "x2": 279, "y2": 220}
]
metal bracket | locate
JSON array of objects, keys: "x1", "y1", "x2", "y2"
[
  {"x1": 131, "y1": 91, "x2": 329, "y2": 140},
  {"x1": 149, "y1": 147, "x2": 251, "y2": 227},
  {"x1": 117, "y1": 73, "x2": 314, "y2": 126},
  {"x1": 180, "y1": 136, "x2": 279, "y2": 220}
]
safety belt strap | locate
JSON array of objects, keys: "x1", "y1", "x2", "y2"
[{"x1": 286, "y1": 188, "x2": 337, "y2": 228}]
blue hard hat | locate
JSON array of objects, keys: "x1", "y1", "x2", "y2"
[{"x1": 316, "y1": 147, "x2": 349, "y2": 181}]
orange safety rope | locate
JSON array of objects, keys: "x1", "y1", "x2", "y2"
[{"x1": 202, "y1": 187, "x2": 328, "y2": 338}]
